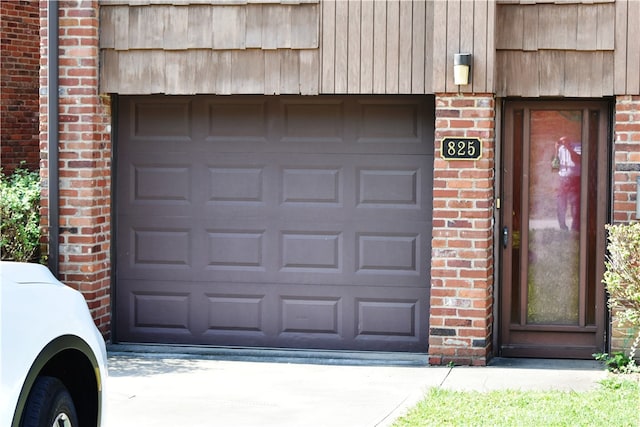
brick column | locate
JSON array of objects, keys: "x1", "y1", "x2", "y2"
[
  {"x1": 611, "y1": 95, "x2": 640, "y2": 354},
  {"x1": 613, "y1": 95, "x2": 640, "y2": 223},
  {"x1": 40, "y1": 1, "x2": 112, "y2": 337},
  {"x1": 429, "y1": 93, "x2": 495, "y2": 366}
]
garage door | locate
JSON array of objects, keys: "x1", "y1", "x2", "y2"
[{"x1": 115, "y1": 95, "x2": 434, "y2": 352}]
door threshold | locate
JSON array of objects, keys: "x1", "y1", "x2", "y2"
[{"x1": 490, "y1": 357, "x2": 604, "y2": 371}]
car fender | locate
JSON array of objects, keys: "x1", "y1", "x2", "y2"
[{"x1": 10, "y1": 334, "x2": 104, "y2": 427}]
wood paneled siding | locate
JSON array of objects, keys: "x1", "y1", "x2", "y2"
[
  {"x1": 614, "y1": 0, "x2": 640, "y2": 95},
  {"x1": 99, "y1": 1, "x2": 320, "y2": 94},
  {"x1": 431, "y1": 0, "x2": 495, "y2": 93},
  {"x1": 319, "y1": 0, "x2": 436, "y2": 94},
  {"x1": 496, "y1": 1, "x2": 640, "y2": 97},
  {"x1": 318, "y1": 0, "x2": 495, "y2": 94}
]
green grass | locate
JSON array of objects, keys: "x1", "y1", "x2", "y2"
[{"x1": 393, "y1": 377, "x2": 639, "y2": 427}]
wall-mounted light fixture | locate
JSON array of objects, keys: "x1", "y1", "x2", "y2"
[{"x1": 453, "y1": 53, "x2": 472, "y2": 86}]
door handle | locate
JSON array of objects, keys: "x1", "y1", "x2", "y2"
[{"x1": 502, "y1": 226, "x2": 509, "y2": 249}]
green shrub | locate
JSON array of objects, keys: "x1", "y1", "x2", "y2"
[
  {"x1": 603, "y1": 223, "x2": 640, "y2": 366},
  {"x1": 0, "y1": 166, "x2": 41, "y2": 262},
  {"x1": 593, "y1": 351, "x2": 633, "y2": 373}
]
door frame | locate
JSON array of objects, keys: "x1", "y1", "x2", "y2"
[{"x1": 497, "y1": 98, "x2": 612, "y2": 358}]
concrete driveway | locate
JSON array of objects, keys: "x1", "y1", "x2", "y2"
[{"x1": 105, "y1": 349, "x2": 607, "y2": 427}]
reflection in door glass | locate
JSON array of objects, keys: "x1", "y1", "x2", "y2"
[{"x1": 527, "y1": 110, "x2": 581, "y2": 325}]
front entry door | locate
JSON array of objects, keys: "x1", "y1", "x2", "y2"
[{"x1": 500, "y1": 100, "x2": 609, "y2": 358}]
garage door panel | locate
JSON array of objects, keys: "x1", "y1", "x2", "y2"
[
  {"x1": 193, "y1": 96, "x2": 433, "y2": 155},
  {"x1": 118, "y1": 217, "x2": 431, "y2": 287},
  {"x1": 130, "y1": 100, "x2": 193, "y2": 141},
  {"x1": 118, "y1": 280, "x2": 428, "y2": 351},
  {"x1": 208, "y1": 166, "x2": 266, "y2": 203},
  {"x1": 280, "y1": 231, "x2": 342, "y2": 272},
  {"x1": 117, "y1": 218, "x2": 195, "y2": 280},
  {"x1": 356, "y1": 299, "x2": 418, "y2": 337},
  {"x1": 281, "y1": 99, "x2": 346, "y2": 143},
  {"x1": 206, "y1": 294, "x2": 266, "y2": 333},
  {"x1": 133, "y1": 228, "x2": 191, "y2": 267},
  {"x1": 119, "y1": 159, "x2": 195, "y2": 220},
  {"x1": 117, "y1": 95, "x2": 433, "y2": 351},
  {"x1": 116, "y1": 283, "x2": 196, "y2": 344},
  {"x1": 357, "y1": 103, "x2": 421, "y2": 144},
  {"x1": 357, "y1": 168, "x2": 419, "y2": 207},
  {"x1": 352, "y1": 286, "x2": 427, "y2": 349},
  {"x1": 203, "y1": 155, "x2": 274, "y2": 209},
  {"x1": 133, "y1": 292, "x2": 191, "y2": 330},
  {"x1": 352, "y1": 218, "x2": 430, "y2": 285},
  {"x1": 207, "y1": 99, "x2": 268, "y2": 143},
  {"x1": 280, "y1": 296, "x2": 342, "y2": 335},
  {"x1": 132, "y1": 165, "x2": 191, "y2": 203},
  {"x1": 207, "y1": 230, "x2": 266, "y2": 270},
  {"x1": 356, "y1": 233, "x2": 420, "y2": 275},
  {"x1": 355, "y1": 156, "x2": 432, "y2": 206},
  {"x1": 281, "y1": 167, "x2": 342, "y2": 205},
  {"x1": 198, "y1": 153, "x2": 431, "y2": 214}
]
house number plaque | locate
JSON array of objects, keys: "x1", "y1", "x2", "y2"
[{"x1": 441, "y1": 137, "x2": 482, "y2": 160}]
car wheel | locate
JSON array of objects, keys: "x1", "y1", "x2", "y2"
[{"x1": 20, "y1": 376, "x2": 79, "y2": 427}]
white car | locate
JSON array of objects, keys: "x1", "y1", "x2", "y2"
[{"x1": 0, "y1": 261, "x2": 108, "y2": 427}]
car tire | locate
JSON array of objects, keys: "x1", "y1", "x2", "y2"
[{"x1": 20, "y1": 376, "x2": 79, "y2": 427}]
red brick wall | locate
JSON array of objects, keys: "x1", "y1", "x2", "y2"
[
  {"x1": 613, "y1": 95, "x2": 640, "y2": 223},
  {"x1": 429, "y1": 94, "x2": 495, "y2": 366},
  {"x1": 611, "y1": 95, "x2": 640, "y2": 356},
  {"x1": 40, "y1": 1, "x2": 112, "y2": 337},
  {"x1": 1, "y1": 0, "x2": 40, "y2": 173}
]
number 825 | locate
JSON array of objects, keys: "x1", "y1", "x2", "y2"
[{"x1": 442, "y1": 138, "x2": 480, "y2": 159}]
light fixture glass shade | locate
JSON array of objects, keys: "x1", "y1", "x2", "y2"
[{"x1": 453, "y1": 53, "x2": 472, "y2": 85}]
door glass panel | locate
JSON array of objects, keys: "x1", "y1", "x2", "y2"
[
  {"x1": 526, "y1": 110, "x2": 582, "y2": 325},
  {"x1": 585, "y1": 110, "x2": 600, "y2": 326},
  {"x1": 510, "y1": 110, "x2": 523, "y2": 323}
]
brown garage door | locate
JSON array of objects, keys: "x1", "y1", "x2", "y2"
[{"x1": 115, "y1": 95, "x2": 434, "y2": 352}]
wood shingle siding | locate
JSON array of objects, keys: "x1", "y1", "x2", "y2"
[
  {"x1": 99, "y1": 2, "x2": 320, "y2": 94},
  {"x1": 496, "y1": 3, "x2": 615, "y2": 51},
  {"x1": 100, "y1": 49, "x2": 319, "y2": 95},
  {"x1": 496, "y1": 1, "x2": 639, "y2": 97},
  {"x1": 100, "y1": 3, "x2": 319, "y2": 50},
  {"x1": 102, "y1": 0, "x2": 319, "y2": 5}
]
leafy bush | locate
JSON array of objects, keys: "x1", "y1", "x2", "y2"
[
  {"x1": 603, "y1": 223, "x2": 640, "y2": 366},
  {"x1": 593, "y1": 351, "x2": 634, "y2": 373},
  {"x1": 0, "y1": 166, "x2": 41, "y2": 262}
]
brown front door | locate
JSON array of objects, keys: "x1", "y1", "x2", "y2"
[{"x1": 500, "y1": 100, "x2": 609, "y2": 358}]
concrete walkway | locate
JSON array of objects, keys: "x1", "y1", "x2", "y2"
[{"x1": 104, "y1": 347, "x2": 608, "y2": 427}]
